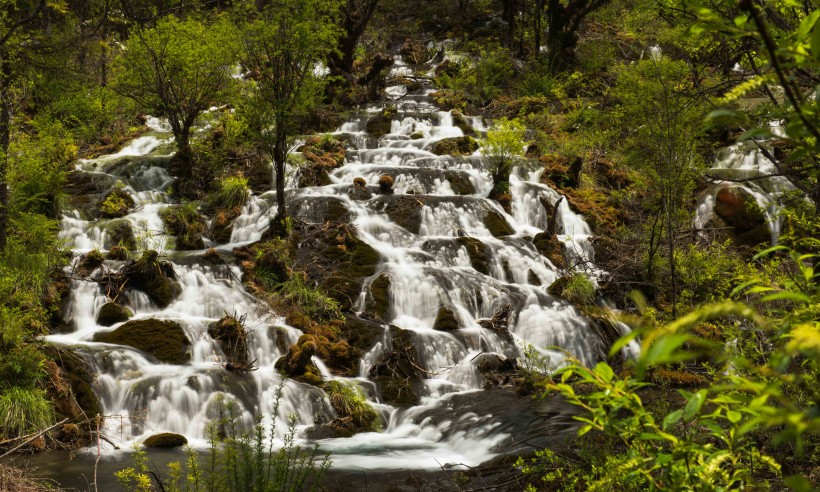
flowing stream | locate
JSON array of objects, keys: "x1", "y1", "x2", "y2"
[{"x1": 46, "y1": 55, "x2": 609, "y2": 474}]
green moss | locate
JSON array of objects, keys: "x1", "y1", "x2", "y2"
[
  {"x1": 97, "y1": 302, "x2": 132, "y2": 326},
  {"x1": 208, "y1": 315, "x2": 249, "y2": 367},
  {"x1": 125, "y1": 251, "x2": 180, "y2": 308},
  {"x1": 93, "y1": 319, "x2": 190, "y2": 364},
  {"x1": 77, "y1": 249, "x2": 105, "y2": 276},
  {"x1": 444, "y1": 171, "x2": 476, "y2": 195},
  {"x1": 143, "y1": 432, "x2": 188, "y2": 448},
  {"x1": 324, "y1": 381, "x2": 381, "y2": 435},
  {"x1": 366, "y1": 113, "x2": 393, "y2": 138},
  {"x1": 366, "y1": 274, "x2": 391, "y2": 320},
  {"x1": 160, "y1": 204, "x2": 207, "y2": 250},
  {"x1": 431, "y1": 136, "x2": 479, "y2": 156},
  {"x1": 452, "y1": 111, "x2": 477, "y2": 137},
  {"x1": 548, "y1": 272, "x2": 596, "y2": 307},
  {"x1": 104, "y1": 219, "x2": 135, "y2": 250},
  {"x1": 98, "y1": 182, "x2": 135, "y2": 218},
  {"x1": 483, "y1": 210, "x2": 514, "y2": 237}
]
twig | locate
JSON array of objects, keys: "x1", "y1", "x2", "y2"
[{"x1": 0, "y1": 418, "x2": 69, "y2": 459}]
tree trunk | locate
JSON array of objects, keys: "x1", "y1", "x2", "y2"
[
  {"x1": 0, "y1": 53, "x2": 11, "y2": 252},
  {"x1": 327, "y1": 0, "x2": 379, "y2": 77},
  {"x1": 502, "y1": 0, "x2": 517, "y2": 49},
  {"x1": 273, "y1": 128, "x2": 288, "y2": 226}
]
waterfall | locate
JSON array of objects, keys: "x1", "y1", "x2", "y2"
[{"x1": 50, "y1": 54, "x2": 610, "y2": 470}]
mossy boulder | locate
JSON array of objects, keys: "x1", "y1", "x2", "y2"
[
  {"x1": 160, "y1": 205, "x2": 207, "y2": 250},
  {"x1": 76, "y1": 250, "x2": 105, "y2": 277},
  {"x1": 209, "y1": 205, "x2": 242, "y2": 244},
  {"x1": 349, "y1": 178, "x2": 374, "y2": 201},
  {"x1": 124, "y1": 251, "x2": 180, "y2": 308},
  {"x1": 97, "y1": 302, "x2": 133, "y2": 326},
  {"x1": 378, "y1": 175, "x2": 394, "y2": 195},
  {"x1": 98, "y1": 184, "x2": 135, "y2": 218},
  {"x1": 203, "y1": 248, "x2": 223, "y2": 264},
  {"x1": 431, "y1": 136, "x2": 478, "y2": 156},
  {"x1": 713, "y1": 185, "x2": 770, "y2": 247},
  {"x1": 340, "y1": 315, "x2": 383, "y2": 355},
  {"x1": 452, "y1": 111, "x2": 477, "y2": 137},
  {"x1": 374, "y1": 195, "x2": 424, "y2": 234},
  {"x1": 433, "y1": 306, "x2": 460, "y2": 331},
  {"x1": 455, "y1": 236, "x2": 489, "y2": 275},
  {"x1": 365, "y1": 274, "x2": 391, "y2": 321},
  {"x1": 444, "y1": 171, "x2": 476, "y2": 195},
  {"x1": 484, "y1": 210, "x2": 515, "y2": 237},
  {"x1": 429, "y1": 90, "x2": 466, "y2": 111},
  {"x1": 208, "y1": 315, "x2": 249, "y2": 369},
  {"x1": 251, "y1": 240, "x2": 290, "y2": 284},
  {"x1": 275, "y1": 334, "x2": 323, "y2": 384},
  {"x1": 366, "y1": 111, "x2": 394, "y2": 138},
  {"x1": 297, "y1": 135, "x2": 347, "y2": 188},
  {"x1": 107, "y1": 245, "x2": 129, "y2": 261},
  {"x1": 93, "y1": 319, "x2": 190, "y2": 364},
  {"x1": 143, "y1": 433, "x2": 188, "y2": 448},
  {"x1": 368, "y1": 328, "x2": 424, "y2": 407},
  {"x1": 104, "y1": 219, "x2": 135, "y2": 250},
  {"x1": 533, "y1": 231, "x2": 566, "y2": 268}
]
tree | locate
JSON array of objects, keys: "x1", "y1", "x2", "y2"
[
  {"x1": 481, "y1": 117, "x2": 528, "y2": 209},
  {"x1": 240, "y1": 0, "x2": 341, "y2": 230},
  {"x1": 544, "y1": 0, "x2": 611, "y2": 71},
  {"x1": 0, "y1": 0, "x2": 49, "y2": 252},
  {"x1": 110, "y1": 15, "x2": 238, "y2": 184},
  {"x1": 614, "y1": 57, "x2": 705, "y2": 317},
  {"x1": 326, "y1": 0, "x2": 379, "y2": 78}
]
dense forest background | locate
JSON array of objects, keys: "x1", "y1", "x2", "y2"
[{"x1": 0, "y1": 0, "x2": 818, "y2": 490}]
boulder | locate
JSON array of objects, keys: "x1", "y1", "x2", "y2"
[
  {"x1": 455, "y1": 236, "x2": 490, "y2": 275},
  {"x1": 160, "y1": 205, "x2": 207, "y2": 250},
  {"x1": 76, "y1": 250, "x2": 105, "y2": 277},
  {"x1": 365, "y1": 274, "x2": 391, "y2": 321},
  {"x1": 368, "y1": 328, "x2": 424, "y2": 406},
  {"x1": 208, "y1": 315, "x2": 249, "y2": 368},
  {"x1": 97, "y1": 184, "x2": 135, "y2": 218},
  {"x1": 433, "y1": 306, "x2": 460, "y2": 331},
  {"x1": 93, "y1": 319, "x2": 190, "y2": 364},
  {"x1": 104, "y1": 219, "x2": 135, "y2": 250},
  {"x1": 124, "y1": 251, "x2": 180, "y2": 308},
  {"x1": 143, "y1": 433, "x2": 188, "y2": 448},
  {"x1": 431, "y1": 136, "x2": 478, "y2": 156},
  {"x1": 484, "y1": 210, "x2": 515, "y2": 237},
  {"x1": 366, "y1": 113, "x2": 393, "y2": 139},
  {"x1": 97, "y1": 302, "x2": 132, "y2": 326}
]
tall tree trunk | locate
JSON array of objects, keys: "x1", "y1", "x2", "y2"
[
  {"x1": 665, "y1": 196, "x2": 677, "y2": 318},
  {"x1": 273, "y1": 128, "x2": 288, "y2": 225},
  {"x1": 0, "y1": 53, "x2": 11, "y2": 252},
  {"x1": 327, "y1": 0, "x2": 379, "y2": 77},
  {"x1": 502, "y1": 0, "x2": 516, "y2": 49}
]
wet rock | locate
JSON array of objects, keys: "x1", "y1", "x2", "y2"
[
  {"x1": 452, "y1": 111, "x2": 477, "y2": 137},
  {"x1": 203, "y1": 248, "x2": 223, "y2": 264},
  {"x1": 124, "y1": 250, "x2": 180, "y2": 308},
  {"x1": 93, "y1": 319, "x2": 190, "y2": 364},
  {"x1": 275, "y1": 334, "x2": 322, "y2": 383},
  {"x1": 527, "y1": 270, "x2": 541, "y2": 286},
  {"x1": 64, "y1": 171, "x2": 115, "y2": 217},
  {"x1": 378, "y1": 174, "x2": 394, "y2": 194},
  {"x1": 477, "y1": 305, "x2": 514, "y2": 342},
  {"x1": 103, "y1": 219, "x2": 135, "y2": 250},
  {"x1": 455, "y1": 236, "x2": 490, "y2": 275},
  {"x1": 474, "y1": 353, "x2": 517, "y2": 382},
  {"x1": 365, "y1": 274, "x2": 391, "y2": 321},
  {"x1": 444, "y1": 170, "x2": 476, "y2": 195},
  {"x1": 289, "y1": 195, "x2": 353, "y2": 223},
  {"x1": 76, "y1": 250, "x2": 105, "y2": 277},
  {"x1": 97, "y1": 302, "x2": 133, "y2": 326},
  {"x1": 368, "y1": 328, "x2": 424, "y2": 406},
  {"x1": 160, "y1": 205, "x2": 207, "y2": 250},
  {"x1": 373, "y1": 195, "x2": 423, "y2": 234},
  {"x1": 533, "y1": 231, "x2": 566, "y2": 268},
  {"x1": 713, "y1": 185, "x2": 770, "y2": 247},
  {"x1": 366, "y1": 113, "x2": 393, "y2": 139},
  {"x1": 431, "y1": 136, "x2": 478, "y2": 156},
  {"x1": 399, "y1": 38, "x2": 429, "y2": 64},
  {"x1": 208, "y1": 315, "x2": 250, "y2": 369},
  {"x1": 349, "y1": 178, "x2": 373, "y2": 201},
  {"x1": 483, "y1": 210, "x2": 514, "y2": 237},
  {"x1": 410, "y1": 131, "x2": 424, "y2": 139},
  {"x1": 210, "y1": 205, "x2": 241, "y2": 244},
  {"x1": 143, "y1": 433, "x2": 188, "y2": 448},
  {"x1": 433, "y1": 306, "x2": 460, "y2": 331},
  {"x1": 341, "y1": 315, "x2": 383, "y2": 355}
]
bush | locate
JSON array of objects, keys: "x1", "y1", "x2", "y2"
[
  {"x1": 209, "y1": 175, "x2": 251, "y2": 212},
  {"x1": 0, "y1": 388, "x2": 55, "y2": 438},
  {"x1": 325, "y1": 380, "x2": 381, "y2": 432}
]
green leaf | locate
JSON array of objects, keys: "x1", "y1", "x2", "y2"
[
  {"x1": 783, "y1": 475, "x2": 812, "y2": 492},
  {"x1": 753, "y1": 245, "x2": 790, "y2": 260},
  {"x1": 684, "y1": 389, "x2": 707, "y2": 420},
  {"x1": 706, "y1": 109, "x2": 747, "y2": 124},
  {"x1": 812, "y1": 25, "x2": 820, "y2": 58},
  {"x1": 609, "y1": 328, "x2": 642, "y2": 357},
  {"x1": 798, "y1": 10, "x2": 820, "y2": 40},
  {"x1": 761, "y1": 291, "x2": 812, "y2": 304},
  {"x1": 663, "y1": 409, "x2": 683, "y2": 430},
  {"x1": 726, "y1": 410, "x2": 742, "y2": 423},
  {"x1": 594, "y1": 362, "x2": 614, "y2": 383},
  {"x1": 737, "y1": 128, "x2": 775, "y2": 141}
]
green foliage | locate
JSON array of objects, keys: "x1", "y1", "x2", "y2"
[
  {"x1": 277, "y1": 273, "x2": 343, "y2": 322},
  {"x1": 436, "y1": 47, "x2": 514, "y2": 104},
  {"x1": 480, "y1": 117, "x2": 528, "y2": 184},
  {"x1": 117, "y1": 388, "x2": 331, "y2": 492},
  {"x1": 0, "y1": 387, "x2": 55, "y2": 438},
  {"x1": 325, "y1": 380, "x2": 381, "y2": 432},
  {"x1": 111, "y1": 15, "x2": 240, "y2": 150},
  {"x1": 528, "y1": 236, "x2": 820, "y2": 490},
  {"x1": 674, "y1": 241, "x2": 751, "y2": 308},
  {"x1": 209, "y1": 175, "x2": 250, "y2": 212},
  {"x1": 561, "y1": 272, "x2": 597, "y2": 306}
]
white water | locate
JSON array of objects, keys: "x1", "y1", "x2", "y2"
[{"x1": 51, "y1": 56, "x2": 610, "y2": 470}]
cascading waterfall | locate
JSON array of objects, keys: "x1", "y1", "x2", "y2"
[{"x1": 49, "y1": 54, "x2": 612, "y2": 470}]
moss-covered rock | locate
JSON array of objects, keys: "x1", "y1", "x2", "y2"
[
  {"x1": 161, "y1": 205, "x2": 207, "y2": 250},
  {"x1": 368, "y1": 327, "x2": 424, "y2": 406},
  {"x1": 431, "y1": 136, "x2": 478, "y2": 156},
  {"x1": 713, "y1": 185, "x2": 770, "y2": 248},
  {"x1": 433, "y1": 306, "x2": 460, "y2": 331},
  {"x1": 483, "y1": 210, "x2": 514, "y2": 237},
  {"x1": 107, "y1": 245, "x2": 129, "y2": 261},
  {"x1": 275, "y1": 334, "x2": 323, "y2": 384},
  {"x1": 455, "y1": 237, "x2": 489, "y2": 275},
  {"x1": 366, "y1": 112, "x2": 394, "y2": 139},
  {"x1": 208, "y1": 315, "x2": 249, "y2": 369},
  {"x1": 143, "y1": 433, "x2": 188, "y2": 448},
  {"x1": 533, "y1": 231, "x2": 566, "y2": 268},
  {"x1": 93, "y1": 319, "x2": 190, "y2": 364},
  {"x1": 104, "y1": 219, "x2": 135, "y2": 250},
  {"x1": 297, "y1": 135, "x2": 347, "y2": 188},
  {"x1": 452, "y1": 111, "x2": 477, "y2": 137},
  {"x1": 76, "y1": 250, "x2": 105, "y2": 277},
  {"x1": 378, "y1": 175, "x2": 394, "y2": 195},
  {"x1": 98, "y1": 183, "x2": 135, "y2": 218},
  {"x1": 444, "y1": 171, "x2": 476, "y2": 195},
  {"x1": 203, "y1": 248, "x2": 223, "y2": 264},
  {"x1": 124, "y1": 251, "x2": 180, "y2": 308},
  {"x1": 97, "y1": 302, "x2": 132, "y2": 326},
  {"x1": 366, "y1": 274, "x2": 391, "y2": 321},
  {"x1": 429, "y1": 89, "x2": 466, "y2": 111},
  {"x1": 349, "y1": 178, "x2": 374, "y2": 201}
]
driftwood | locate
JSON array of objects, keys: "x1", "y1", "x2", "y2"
[
  {"x1": 0, "y1": 419, "x2": 69, "y2": 459},
  {"x1": 477, "y1": 305, "x2": 514, "y2": 342}
]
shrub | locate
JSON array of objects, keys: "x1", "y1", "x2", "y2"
[
  {"x1": 0, "y1": 387, "x2": 55, "y2": 438},
  {"x1": 209, "y1": 175, "x2": 250, "y2": 212},
  {"x1": 325, "y1": 380, "x2": 381, "y2": 432},
  {"x1": 278, "y1": 273, "x2": 343, "y2": 322}
]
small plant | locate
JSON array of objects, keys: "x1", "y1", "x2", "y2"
[
  {"x1": 0, "y1": 387, "x2": 55, "y2": 439},
  {"x1": 277, "y1": 273, "x2": 343, "y2": 322},
  {"x1": 562, "y1": 272, "x2": 596, "y2": 306},
  {"x1": 324, "y1": 380, "x2": 381, "y2": 432},
  {"x1": 160, "y1": 203, "x2": 207, "y2": 250},
  {"x1": 100, "y1": 193, "x2": 128, "y2": 217},
  {"x1": 209, "y1": 175, "x2": 250, "y2": 212}
]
